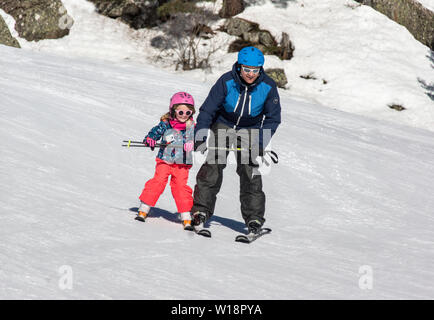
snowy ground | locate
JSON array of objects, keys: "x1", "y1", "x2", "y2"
[
  {"x1": 1, "y1": 45, "x2": 434, "y2": 299},
  {"x1": 418, "y1": 0, "x2": 434, "y2": 11},
  {"x1": 1, "y1": 0, "x2": 433, "y2": 133}
]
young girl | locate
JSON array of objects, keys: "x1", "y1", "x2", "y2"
[{"x1": 136, "y1": 92, "x2": 196, "y2": 230}]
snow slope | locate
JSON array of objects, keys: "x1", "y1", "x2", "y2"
[{"x1": 1, "y1": 45, "x2": 434, "y2": 299}]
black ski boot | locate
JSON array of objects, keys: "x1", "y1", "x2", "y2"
[
  {"x1": 247, "y1": 219, "x2": 263, "y2": 234},
  {"x1": 192, "y1": 212, "x2": 211, "y2": 237},
  {"x1": 235, "y1": 220, "x2": 271, "y2": 243}
]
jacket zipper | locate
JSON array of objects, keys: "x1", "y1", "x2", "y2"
[
  {"x1": 234, "y1": 87, "x2": 248, "y2": 128},
  {"x1": 234, "y1": 93, "x2": 242, "y2": 113}
]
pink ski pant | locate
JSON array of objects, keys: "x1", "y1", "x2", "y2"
[{"x1": 139, "y1": 158, "x2": 193, "y2": 213}]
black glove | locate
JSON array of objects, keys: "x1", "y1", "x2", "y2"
[{"x1": 194, "y1": 139, "x2": 207, "y2": 154}]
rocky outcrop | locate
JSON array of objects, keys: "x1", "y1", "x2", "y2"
[
  {"x1": 219, "y1": 0, "x2": 244, "y2": 18},
  {"x1": 265, "y1": 68, "x2": 287, "y2": 88},
  {"x1": 0, "y1": 15, "x2": 20, "y2": 48},
  {"x1": 88, "y1": 0, "x2": 168, "y2": 29},
  {"x1": 355, "y1": 0, "x2": 434, "y2": 50},
  {"x1": 0, "y1": 0, "x2": 73, "y2": 41},
  {"x1": 280, "y1": 32, "x2": 294, "y2": 60},
  {"x1": 224, "y1": 17, "x2": 294, "y2": 60},
  {"x1": 225, "y1": 18, "x2": 261, "y2": 40}
]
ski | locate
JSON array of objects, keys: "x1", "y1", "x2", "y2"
[
  {"x1": 194, "y1": 226, "x2": 212, "y2": 237},
  {"x1": 135, "y1": 216, "x2": 146, "y2": 222},
  {"x1": 184, "y1": 224, "x2": 194, "y2": 231},
  {"x1": 235, "y1": 227, "x2": 272, "y2": 243}
]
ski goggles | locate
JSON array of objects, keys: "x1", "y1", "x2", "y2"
[
  {"x1": 175, "y1": 109, "x2": 193, "y2": 116},
  {"x1": 241, "y1": 66, "x2": 260, "y2": 74}
]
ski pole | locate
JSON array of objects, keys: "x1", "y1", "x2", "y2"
[
  {"x1": 122, "y1": 141, "x2": 180, "y2": 149},
  {"x1": 122, "y1": 140, "x2": 247, "y2": 151},
  {"x1": 122, "y1": 140, "x2": 154, "y2": 145},
  {"x1": 122, "y1": 143, "x2": 247, "y2": 152},
  {"x1": 122, "y1": 139, "x2": 278, "y2": 163}
]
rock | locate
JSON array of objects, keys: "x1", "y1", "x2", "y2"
[
  {"x1": 228, "y1": 38, "x2": 254, "y2": 52},
  {"x1": 258, "y1": 30, "x2": 276, "y2": 47},
  {"x1": 225, "y1": 18, "x2": 293, "y2": 61},
  {"x1": 0, "y1": 0, "x2": 73, "y2": 41},
  {"x1": 219, "y1": 0, "x2": 244, "y2": 18},
  {"x1": 280, "y1": 32, "x2": 294, "y2": 60},
  {"x1": 0, "y1": 15, "x2": 20, "y2": 48},
  {"x1": 241, "y1": 30, "x2": 276, "y2": 47},
  {"x1": 265, "y1": 68, "x2": 288, "y2": 88},
  {"x1": 388, "y1": 103, "x2": 406, "y2": 111},
  {"x1": 108, "y1": 6, "x2": 123, "y2": 18},
  {"x1": 355, "y1": 0, "x2": 434, "y2": 50},
  {"x1": 224, "y1": 17, "x2": 258, "y2": 37},
  {"x1": 242, "y1": 30, "x2": 260, "y2": 44},
  {"x1": 88, "y1": 0, "x2": 165, "y2": 29}
]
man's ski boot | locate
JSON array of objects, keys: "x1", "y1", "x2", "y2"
[
  {"x1": 235, "y1": 219, "x2": 271, "y2": 243},
  {"x1": 192, "y1": 212, "x2": 211, "y2": 237},
  {"x1": 247, "y1": 219, "x2": 263, "y2": 234},
  {"x1": 192, "y1": 211, "x2": 207, "y2": 226}
]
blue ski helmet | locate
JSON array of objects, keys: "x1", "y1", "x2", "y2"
[{"x1": 237, "y1": 46, "x2": 264, "y2": 67}]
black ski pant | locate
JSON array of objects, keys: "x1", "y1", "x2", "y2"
[{"x1": 191, "y1": 122, "x2": 266, "y2": 225}]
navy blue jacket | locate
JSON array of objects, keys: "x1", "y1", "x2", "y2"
[{"x1": 195, "y1": 63, "x2": 281, "y2": 148}]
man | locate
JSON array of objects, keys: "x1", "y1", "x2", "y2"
[{"x1": 191, "y1": 46, "x2": 281, "y2": 235}]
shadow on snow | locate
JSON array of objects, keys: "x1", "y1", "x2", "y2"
[
  {"x1": 417, "y1": 50, "x2": 434, "y2": 102},
  {"x1": 129, "y1": 207, "x2": 247, "y2": 233}
]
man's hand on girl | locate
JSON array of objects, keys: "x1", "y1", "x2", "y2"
[{"x1": 194, "y1": 140, "x2": 207, "y2": 154}]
